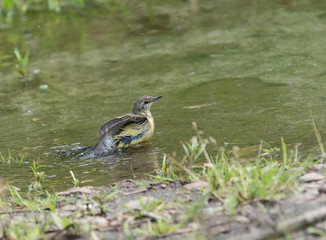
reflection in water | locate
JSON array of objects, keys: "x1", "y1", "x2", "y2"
[
  {"x1": 45, "y1": 143, "x2": 160, "y2": 191},
  {"x1": 98, "y1": 146, "x2": 160, "y2": 182}
]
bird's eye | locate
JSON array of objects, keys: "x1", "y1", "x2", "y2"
[{"x1": 144, "y1": 101, "x2": 149, "y2": 104}]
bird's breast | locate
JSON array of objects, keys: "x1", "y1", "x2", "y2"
[
  {"x1": 142, "y1": 115, "x2": 154, "y2": 141},
  {"x1": 114, "y1": 115, "x2": 155, "y2": 148}
]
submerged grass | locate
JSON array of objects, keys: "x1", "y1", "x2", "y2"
[
  {"x1": 0, "y1": 150, "x2": 24, "y2": 164},
  {"x1": 13, "y1": 48, "x2": 30, "y2": 84}
]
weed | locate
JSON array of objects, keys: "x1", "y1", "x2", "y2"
[
  {"x1": 312, "y1": 117, "x2": 325, "y2": 157},
  {"x1": 123, "y1": 222, "x2": 135, "y2": 240},
  {"x1": 307, "y1": 226, "x2": 326, "y2": 237},
  {"x1": 6, "y1": 183, "x2": 58, "y2": 212},
  {"x1": 147, "y1": 154, "x2": 179, "y2": 182},
  {"x1": 122, "y1": 197, "x2": 165, "y2": 219},
  {"x1": 14, "y1": 48, "x2": 30, "y2": 84},
  {"x1": 70, "y1": 170, "x2": 79, "y2": 187},
  {"x1": 3, "y1": 214, "x2": 51, "y2": 240},
  {"x1": 0, "y1": 150, "x2": 24, "y2": 164},
  {"x1": 91, "y1": 186, "x2": 119, "y2": 216},
  {"x1": 51, "y1": 211, "x2": 74, "y2": 230},
  {"x1": 28, "y1": 160, "x2": 45, "y2": 192},
  {"x1": 6, "y1": 184, "x2": 27, "y2": 207},
  {"x1": 180, "y1": 135, "x2": 206, "y2": 180},
  {"x1": 260, "y1": 146, "x2": 280, "y2": 160},
  {"x1": 167, "y1": 123, "x2": 318, "y2": 213},
  {"x1": 181, "y1": 196, "x2": 207, "y2": 224},
  {"x1": 51, "y1": 211, "x2": 85, "y2": 238},
  {"x1": 136, "y1": 218, "x2": 179, "y2": 236},
  {"x1": 30, "y1": 160, "x2": 45, "y2": 182},
  {"x1": 204, "y1": 141, "x2": 308, "y2": 211},
  {"x1": 0, "y1": 195, "x2": 3, "y2": 209}
]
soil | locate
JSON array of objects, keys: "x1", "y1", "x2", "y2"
[{"x1": 2, "y1": 164, "x2": 326, "y2": 240}]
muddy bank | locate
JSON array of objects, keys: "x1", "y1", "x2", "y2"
[{"x1": 2, "y1": 164, "x2": 326, "y2": 240}]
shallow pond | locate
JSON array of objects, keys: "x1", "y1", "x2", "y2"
[{"x1": 1, "y1": 0, "x2": 326, "y2": 191}]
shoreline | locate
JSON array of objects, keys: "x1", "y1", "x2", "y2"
[{"x1": 2, "y1": 162, "x2": 326, "y2": 239}]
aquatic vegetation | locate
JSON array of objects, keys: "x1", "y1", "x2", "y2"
[
  {"x1": 69, "y1": 170, "x2": 79, "y2": 187},
  {"x1": 28, "y1": 160, "x2": 45, "y2": 192},
  {"x1": 13, "y1": 48, "x2": 30, "y2": 84},
  {"x1": 0, "y1": 150, "x2": 24, "y2": 164},
  {"x1": 147, "y1": 154, "x2": 178, "y2": 182}
]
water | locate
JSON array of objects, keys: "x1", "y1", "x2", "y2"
[{"x1": 1, "y1": 0, "x2": 326, "y2": 191}]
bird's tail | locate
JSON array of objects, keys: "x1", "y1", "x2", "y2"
[{"x1": 76, "y1": 143, "x2": 98, "y2": 153}]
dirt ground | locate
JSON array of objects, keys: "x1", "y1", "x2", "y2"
[{"x1": 3, "y1": 164, "x2": 326, "y2": 240}]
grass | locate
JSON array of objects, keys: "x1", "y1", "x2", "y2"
[
  {"x1": 122, "y1": 196, "x2": 165, "y2": 219},
  {"x1": 5, "y1": 184, "x2": 58, "y2": 212},
  {"x1": 0, "y1": 122, "x2": 324, "y2": 238},
  {"x1": 69, "y1": 170, "x2": 79, "y2": 188},
  {"x1": 137, "y1": 218, "x2": 179, "y2": 236},
  {"x1": 2, "y1": 216, "x2": 51, "y2": 240},
  {"x1": 91, "y1": 187, "x2": 119, "y2": 216},
  {"x1": 149, "y1": 122, "x2": 322, "y2": 213},
  {"x1": 147, "y1": 154, "x2": 179, "y2": 182},
  {"x1": 0, "y1": 150, "x2": 24, "y2": 164},
  {"x1": 14, "y1": 48, "x2": 30, "y2": 84}
]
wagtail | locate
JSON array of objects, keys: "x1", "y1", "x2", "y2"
[{"x1": 89, "y1": 95, "x2": 162, "y2": 154}]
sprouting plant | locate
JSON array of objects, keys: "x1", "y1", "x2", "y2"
[
  {"x1": 122, "y1": 197, "x2": 165, "y2": 220},
  {"x1": 3, "y1": 214, "x2": 51, "y2": 240},
  {"x1": 123, "y1": 221, "x2": 134, "y2": 240},
  {"x1": 312, "y1": 117, "x2": 325, "y2": 157},
  {"x1": 0, "y1": 150, "x2": 13, "y2": 164},
  {"x1": 91, "y1": 187, "x2": 119, "y2": 216},
  {"x1": 6, "y1": 184, "x2": 26, "y2": 207},
  {"x1": 0, "y1": 194, "x2": 3, "y2": 209},
  {"x1": 6, "y1": 184, "x2": 44, "y2": 212},
  {"x1": 70, "y1": 170, "x2": 79, "y2": 187},
  {"x1": 204, "y1": 138, "x2": 309, "y2": 212},
  {"x1": 147, "y1": 154, "x2": 178, "y2": 182},
  {"x1": 50, "y1": 211, "x2": 83, "y2": 237},
  {"x1": 30, "y1": 160, "x2": 45, "y2": 182},
  {"x1": 14, "y1": 48, "x2": 30, "y2": 84},
  {"x1": 136, "y1": 218, "x2": 179, "y2": 236},
  {"x1": 180, "y1": 136, "x2": 206, "y2": 180},
  {"x1": 171, "y1": 124, "x2": 318, "y2": 213},
  {"x1": 260, "y1": 147, "x2": 280, "y2": 160},
  {"x1": 0, "y1": 150, "x2": 24, "y2": 164},
  {"x1": 181, "y1": 196, "x2": 207, "y2": 225},
  {"x1": 51, "y1": 212, "x2": 73, "y2": 230},
  {"x1": 28, "y1": 160, "x2": 45, "y2": 192}
]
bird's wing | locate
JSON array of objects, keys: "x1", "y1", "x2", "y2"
[{"x1": 98, "y1": 114, "x2": 147, "y2": 140}]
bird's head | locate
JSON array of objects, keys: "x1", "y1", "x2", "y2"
[{"x1": 132, "y1": 95, "x2": 162, "y2": 115}]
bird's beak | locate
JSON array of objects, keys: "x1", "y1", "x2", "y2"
[{"x1": 152, "y1": 96, "x2": 163, "y2": 102}]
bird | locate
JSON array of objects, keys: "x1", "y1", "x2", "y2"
[{"x1": 85, "y1": 95, "x2": 162, "y2": 155}]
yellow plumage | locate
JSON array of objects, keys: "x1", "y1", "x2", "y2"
[
  {"x1": 91, "y1": 95, "x2": 161, "y2": 154},
  {"x1": 114, "y1": 120, "x2": 154, "y2": 148}
]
